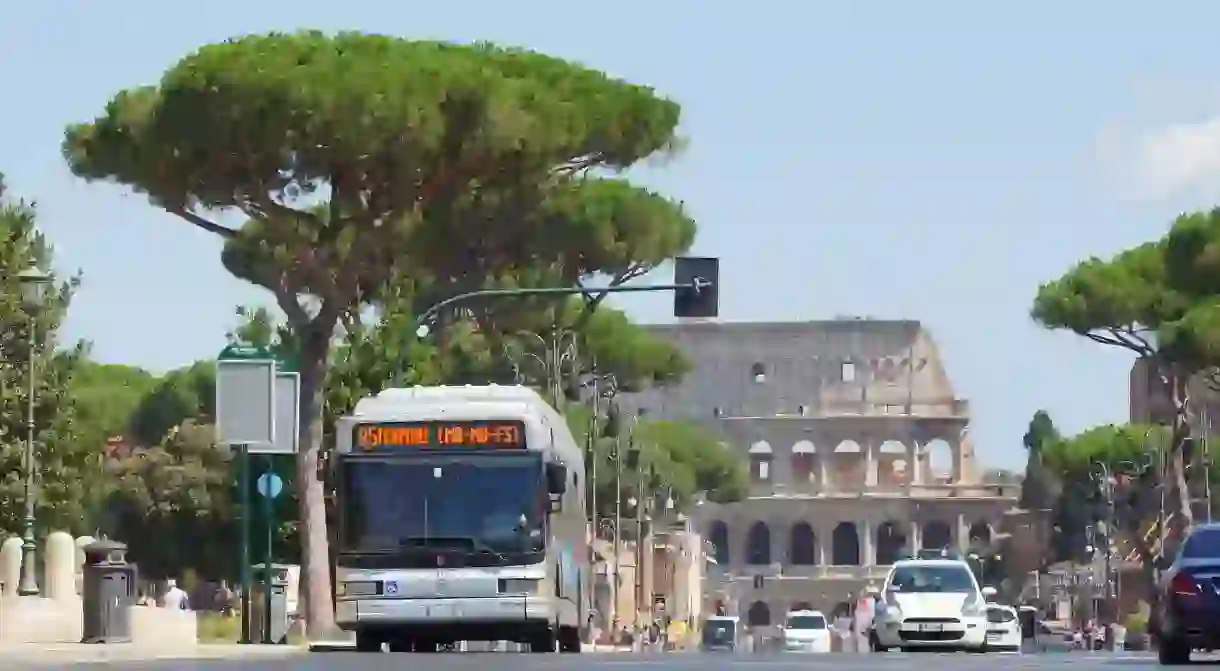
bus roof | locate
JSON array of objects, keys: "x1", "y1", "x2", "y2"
[{"x1": 338, "y1": 385, "x2": 584, "y2": 470}]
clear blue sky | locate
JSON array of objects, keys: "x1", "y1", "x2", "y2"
[{"x1": 4, "y1": 2, "x2": 1220, "y2": 469}]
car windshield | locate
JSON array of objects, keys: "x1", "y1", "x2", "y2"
[
  {"x1": 786, "y1": 615, "x2": 826, "y2": 630},
  {"x1": 1182, "y1": 528, "x2": 1220, "y2": 558},
  {"x1": 340, "y1": 453, "x2": 546, "y2": 559},
  {"x1": 888, "y1": 564, "x2": 976, "y2": 593},
  {"x1": 987, "y1": 608, "x2": 1015, "y2": 624}
]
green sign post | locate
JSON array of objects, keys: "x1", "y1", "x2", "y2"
[{"x1": 216, "y1": 344, "x2": 296, "y2": 645}]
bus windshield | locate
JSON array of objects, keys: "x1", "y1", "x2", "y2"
[{"x1": 340, "y1": 453, "x2": 546, "y2": 562}]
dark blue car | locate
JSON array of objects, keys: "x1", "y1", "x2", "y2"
[{"x1": 1153, "y1": 523, "x2": 1220, "y2": 664}]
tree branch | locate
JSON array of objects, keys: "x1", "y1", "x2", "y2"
[
  {"x1": 167, "y1": 209, "x2": 238, "y2": 238},
  {"x1": 275, "y1": 290, "x2": 309, "y2": 328}
]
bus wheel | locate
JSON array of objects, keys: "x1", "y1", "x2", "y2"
[
  {"x1": 528, "y1": 629, "x2": 556, "y2": 653},
  {"x1": 355, "y1": 632, "x2": 384, "y2": 653},
  {"x1": 558, "y1": 625, "x2": 582, "y2": 653}
]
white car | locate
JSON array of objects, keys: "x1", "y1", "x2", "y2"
[
  {"x1": 985, "y1": 604, "x2": 1021, "y2": 652},
  {"x1": 782, "y1": 609, "x2": 832, "y2": 653},
  {"x1": 870, "y1": 558, "x2": 991, "y2": 652}
]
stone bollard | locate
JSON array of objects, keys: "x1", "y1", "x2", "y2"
[
  {"x1": 44, "y1": 531, "x2": 76, "y2": 601},
  {"x1": 0, "y1": 536, "x2": 22, "y2": 597}
]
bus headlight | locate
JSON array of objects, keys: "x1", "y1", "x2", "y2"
[
  {"x1": 338, "y1": 581, "x2": 381, "y2": 598},
  {"x1": 499, "y1": 578, "x2": 540, "y2": 594}
]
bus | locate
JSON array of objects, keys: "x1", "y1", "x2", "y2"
[{"x1": 331, "y1": 385, "x2": 588, "y2": 653}]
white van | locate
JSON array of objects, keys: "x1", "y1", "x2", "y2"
[{"x1": 782, "y1": 609, "x2": 831, "y2": 653}]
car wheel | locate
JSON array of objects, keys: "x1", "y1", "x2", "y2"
[{"x1": 1158, "y1": 635, "x2": 1191, "y2": 665}]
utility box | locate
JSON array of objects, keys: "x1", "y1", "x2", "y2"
[
  {"x1": 250, "y1": 563, "x2": 292, "y2": 644},
  {"x1": 81, "y1": 539, "x2": 136, "y2": 644}
]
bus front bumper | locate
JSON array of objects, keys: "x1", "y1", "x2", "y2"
[{"x1": 336, "y1": 596, "x2": 554, "y2": 630}]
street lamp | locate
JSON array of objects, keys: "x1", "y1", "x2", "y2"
[{"x1": 16, "y1": 265, "x2": 51, "y2": 597}]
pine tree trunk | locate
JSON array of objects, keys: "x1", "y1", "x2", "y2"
[
  {"x1": 1170, "y1": 371, "x2": 1194, "y2": 530},
  {"x1": 296, "y1": 328, "x2": 335, "y2": 638}
]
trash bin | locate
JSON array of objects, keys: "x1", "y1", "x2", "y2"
[
  {"x1": 80, "y1": 539, "x2": 136, "y2": 644},
  {"x1": 249, "y1": 563, "x2": 291, "y2": 644}
]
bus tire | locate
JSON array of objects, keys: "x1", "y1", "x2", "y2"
[
  {"x1": 529, "y1": 628, "x2": 556, "y2": 653},
  {"x1": 354, "y1": 631, "x2": 384, "y2": 653},
  {"x1": 558, "y1": 625, "x2": 582, "y2": 653}
]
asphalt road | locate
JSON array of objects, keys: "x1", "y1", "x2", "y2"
[{"x1": 15, "y1": 651, "x2": 1168, "y2": 671}]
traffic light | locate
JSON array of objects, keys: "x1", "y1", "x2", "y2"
[{"x1": 673, "y1": 256, "x2": 719, "y2": 318}]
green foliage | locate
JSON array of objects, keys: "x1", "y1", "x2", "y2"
[
  {"x1": 0, "y1": 179, "x2": 100, "y2": 536},
  {"x1": 102, "y1": 420, "x2": 237, "y2": 580},
  {"x1": 1031, "y1": 242, "x2": 1179, "y2": 356},
  {"x1": 564, "y1": 404, "x2": 746, "y2": 521},
  {"x1": 1042, "y1": 423, "x2": 1167, "y2": 564},
  {"x1": 70, "y1": 363, "x2": 157, "y2": 444},
  {"x1": 1019, "y1": 411, "x2": 1058, "y2": 512},
  {"x1": 126, "y1": 361, "x2": 215, "y2": 447}
]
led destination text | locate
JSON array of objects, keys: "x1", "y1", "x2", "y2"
[{"x1": 355, "y1": 421, "x2": 526, "y2": 451}]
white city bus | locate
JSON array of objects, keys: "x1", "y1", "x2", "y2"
[{"x1": 331, "y1": 385, "x2": 588, "y2": 653}]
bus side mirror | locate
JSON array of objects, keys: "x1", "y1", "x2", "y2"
[{"x1": 546, "y1": 463, "x2": 567, "y2": 495}]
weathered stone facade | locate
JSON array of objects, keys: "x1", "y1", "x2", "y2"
[{"x1": 622, "y1": 319, "x2": 1018, "y2": 627}]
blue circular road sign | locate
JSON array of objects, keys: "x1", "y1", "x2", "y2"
[{"x1": 256, "y1": 472, "x2": 284, "y2": 499}]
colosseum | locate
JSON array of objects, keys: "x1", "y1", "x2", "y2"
[{"x1": 623, "y1": 318, "x2": 1019, "y2": 626}]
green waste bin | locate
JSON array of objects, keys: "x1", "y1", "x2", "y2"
[
  {"x1": 81, "y1": 540, "x2": 136, "y2": 644},
  {"x1": 249, "y1": 563, "x2": 291, "y2": 644}
]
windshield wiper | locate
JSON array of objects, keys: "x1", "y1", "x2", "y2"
[{"x1": 398, "y1": 536, "x2": 508, "y2": 563}]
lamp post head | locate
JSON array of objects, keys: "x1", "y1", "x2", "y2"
[{"x1": 16, "y1": 265, "x2": 51, "y2": 306}]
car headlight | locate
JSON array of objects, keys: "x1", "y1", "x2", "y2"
[{"x1": 499, "y1": 578, "x2": 540, "y2": 594}]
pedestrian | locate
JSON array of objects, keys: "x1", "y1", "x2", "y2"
[{"x1": 162, "y1": 578, "x2": 190, "y2": 611}]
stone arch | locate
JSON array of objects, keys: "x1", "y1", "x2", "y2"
[
  {"x1": 878, "y1": 439, "x2": 907, "y2": 486},
  {"x1": 878, "y1": 439, "x2": 906, "y2": 454},
  {"x1": 791, "y1": 440, "x2": 816, "y2": 483},
  {"x1": 833, "y1": 439, "x2": 861, "y2": 453},
  {"x1": 832, "y1": 440, "x2": 864, "y2": 489},
  {"x1": 968, "y1": 521, "x2": 992, "y2": 547},
  {"x1": 750, "y1": 362, "x2": 766, "y2": 383},
  {"x1": 748, "y1": 441, "x2": 773, "y2": 483},
  {"x1": 747, "y1": 521, "x2": 772, "y2": 565},
  {"x1": 747, "y1": 600, "x2": 771, "y2": 626},
  {"x1": 831, "y1": 522, "x2": 860, "y2": 565},
  {"x1": 789, "y1": 522, "x2": 816, "y2": 565},
  {"x1": 921, "y1": 520, "x2": 952, "y2": 552},
  {"x1": 921, "y1": 438, "x2": 954, "y2": 483},
  {"x1": 709, "y1": 520, "x2": 730, "y2": 565},
  {"x1": 875, "y1": 520, "x2": 907, "y2": 564}
]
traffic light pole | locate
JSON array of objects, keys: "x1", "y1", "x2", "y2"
[{"x1": 412, "y1": 278, "x2": 713, "y2": 336}]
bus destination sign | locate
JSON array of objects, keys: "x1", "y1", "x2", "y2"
[{"x1": 354, "y1": 420, "x2": 526, "y2": 451}]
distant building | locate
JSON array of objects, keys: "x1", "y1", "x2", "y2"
[{"x1": 618, "y1": 319, "x2": 1017, "y2": 626}]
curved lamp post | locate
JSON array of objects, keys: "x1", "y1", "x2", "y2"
[{"x1": 16, "y1": 265, "x2": 51, "y2": 597}]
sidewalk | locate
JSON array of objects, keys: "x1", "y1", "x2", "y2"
[{"x1": 0, "y1": 641, "x2": 305, "y2": 664}]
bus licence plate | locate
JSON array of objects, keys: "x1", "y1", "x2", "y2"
[{"x1": 425, "y1": 604, "x2": 457, "y2": 618}]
